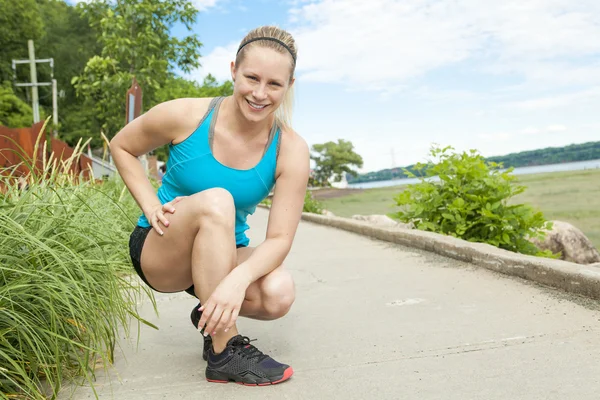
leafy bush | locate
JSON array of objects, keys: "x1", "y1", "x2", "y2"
[
  {"x1": 0, "y1": 126, "x2": 153, "y2": 399},
  {"x1": 303, "y1": 190, "x2": 323, "y2": 214},
  {"x1": 392, "y1": 145, "x2": 554, "y2": 256}
]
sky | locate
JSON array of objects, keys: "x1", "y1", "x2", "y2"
[{"x1": 73, "y1": 0, "x2": 600, "y2": 173}]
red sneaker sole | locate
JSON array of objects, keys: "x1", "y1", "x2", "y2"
[{"x1": 206, "y1": 366, "x2": 294, "y2": 386}]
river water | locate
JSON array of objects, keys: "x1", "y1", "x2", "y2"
[{"x1": 348, "y1": 159, "x2": 600, "y2": 190}]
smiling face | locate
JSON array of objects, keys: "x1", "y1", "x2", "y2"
[{"x1": 230, "y1": 46, "x2": 295, "y2": 124}]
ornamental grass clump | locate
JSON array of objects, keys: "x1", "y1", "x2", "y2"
[
  {"x1": 393, "y1": 145, "x2": 555, "y2": 257},
  {"x1": 0, "y1": 121, "x2": 154, "y2": 399}
]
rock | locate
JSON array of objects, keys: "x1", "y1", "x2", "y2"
[
  {"x1": 322, "y1": 210, "x2": 335, "y2": 217},
  {"x1": 530, "y1": 221, "x2": 600, "y2": 265},
  {"x1": 351, "y1": 214, "x2": 413, "y2": 229}
]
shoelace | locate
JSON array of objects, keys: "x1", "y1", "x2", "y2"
[{"x1": 231, "y1": 336, "x2": 268, "y2": 362}]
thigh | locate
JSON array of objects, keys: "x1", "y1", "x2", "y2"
[{"x1": 139, "y1": 191, "x2": 232, "y2": 292}]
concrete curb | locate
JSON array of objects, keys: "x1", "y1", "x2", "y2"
[{"x1": 296, "y1": 211, "x2": 600, "y2": 301}]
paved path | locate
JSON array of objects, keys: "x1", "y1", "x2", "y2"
[{"x1": 62, "y1": 208, "x2": 600, "y2": 399}]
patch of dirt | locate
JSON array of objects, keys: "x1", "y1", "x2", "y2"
[{"x1": 311, "y1": 188, "x2": 364, "y2": 200}]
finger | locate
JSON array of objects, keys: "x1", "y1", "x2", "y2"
[
  {"x1": 225, "y1": 308, "x2": 240, "y2": 333},
  {"x1": 197, "y1": 302, "x2": 215, "y2": 333},
  {"x1": 215, "y1": 309, "x2": 232, "y2": 334},
  {"x1": 156, "y1": 210, "x2": 170, "y2": 228},
  {"x1": 151, "y1": 215, "x2": 164, "y2": 236},
  {"x1": 162, "y1": 202, "x2": 176, "y2": 214},
  {"x1": 204, "y1": 306, "x2": 224, "y2": 337}
]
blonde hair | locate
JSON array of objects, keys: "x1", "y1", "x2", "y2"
[{"x1": 236, "y1": 26, "x2": 297, "y2": 130}]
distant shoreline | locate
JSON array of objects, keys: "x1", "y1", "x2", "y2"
[{"x1": 347, "y1": 158, "x2": 600, "y2": 189}]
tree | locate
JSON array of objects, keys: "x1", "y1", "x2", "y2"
[
  {"x1": 72, "y1": 0, "x2": 204, "y2": 143},
  {"x1": 34, "y1": 0, "x2": 102, "y2": 140},
  {"x1": 154, "y1": 74, "x2": 233, "y2": 104},
  {"x1": 310, "y1": 139, "x2": 363, "y2": 186},
  {"x1": 0, "y1": 81, "x2": 34, "y2": 128},
  {"x1": 0, "y1": 0, "x2": 44, "y2": 83}
]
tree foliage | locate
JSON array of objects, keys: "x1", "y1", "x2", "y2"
[
  {"x1": 0, "y1": 0, "x2": 44, "y2": 83},
  {"x1": 310, "y1": 139, "x2": 363, "y2": 186},
  {"x1": 155, "y1": 74, "x2": 233, "y2": 104},
  {"x1": 1, "y1": 0, "x2": 234, "y2": 158},
  {"x1": 72, "y1": 0, "x2": 203, "y2": 142},
  {"x1": 393, "y1": 145, "x2": 555, "y2": 257},
  {"x1": 0, "y1": 81, "x2": 34, "y2": 128},
  {"x1": 487, "y1": 141, "x2": 600, "y2": 167}
]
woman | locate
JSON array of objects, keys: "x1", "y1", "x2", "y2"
[{"x1": 110, "y1": 26, "x2": 309, "y2": 386}]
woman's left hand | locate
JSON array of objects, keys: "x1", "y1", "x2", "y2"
[{"x1": 196, "y1": 269, "x2": 250, "y2": 336}]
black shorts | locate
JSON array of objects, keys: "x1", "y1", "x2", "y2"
[{"x1": 128, "y1": 225, "x2": 245, "y2": 296}]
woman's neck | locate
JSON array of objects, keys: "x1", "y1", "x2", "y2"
[{"x1": 222, "y1": 96, "x2": 274, "y2": 139}]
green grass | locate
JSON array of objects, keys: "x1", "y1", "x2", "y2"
[
  {"x1": 0, "y1": 126, "x2": 155, "y2": 400},
  {"x1": 511, "y1": 169, "x2": 600, "y2": 250},
  {"x1": 317, "y1": 169, "x2": 600, "y2": 250},
  {"x1": 316, "y1": 186, "x2": 405, "y2": 218}
]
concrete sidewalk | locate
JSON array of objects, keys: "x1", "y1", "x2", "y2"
[{"x1": 62, "y1": 208, "x2": 600, "y2": 399}]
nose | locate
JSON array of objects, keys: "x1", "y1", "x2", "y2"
[{"x1": 252, "y1": 84, "x2": 268, "y2": 101}]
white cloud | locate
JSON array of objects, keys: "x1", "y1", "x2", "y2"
[
  {"x1": 190, "y1": 42, "x2": 238, "y2": 82},
  {"x1": 508, "y1": 87, "x2": 600, "y2": 110},
  {"x1": 546, "y1": 124, "x2": 568, "y2": 133},
  {"x1": 287, "y1": 0, "x2": 600, "y2": 90},
  {"x1": 191, "y1": 0, "x2": 220, "y2": 11}
]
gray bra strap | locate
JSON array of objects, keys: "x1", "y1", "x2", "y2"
[{"x1": 208, "y1": 96, "x2": 226, "y2": 150}]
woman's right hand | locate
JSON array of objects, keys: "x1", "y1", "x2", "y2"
[{"x1": 147, "y1": 196, "x2": 186, "y2": 235}]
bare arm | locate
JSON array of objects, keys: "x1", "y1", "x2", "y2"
[
  {"x1": 233, "y1": 129, "x2": 311, "y2": 285},
  {"x1": 109, "y1": 98, "x2": 210, "y2": 230}
]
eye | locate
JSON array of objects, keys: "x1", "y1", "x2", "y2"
[
  {"x1": 247, "y1": 75, "x2": 258, "y2": 81},
  {"x1": 270, "y1": 81, "x2": 283, "y2": 87}
]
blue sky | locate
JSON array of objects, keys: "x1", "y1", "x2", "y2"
[{"x1": 75, "y1": 0, "x2": 600, "y2": 173}]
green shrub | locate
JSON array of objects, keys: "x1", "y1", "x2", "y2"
[
  {"x1": 303, "y1": 190, "x2": 323, "y2": 214},
  {"x1": 0, "y1": 125, "x2": 154, "y2": 399},
  {"x1": 392, "y1": 145, "x2": 554, "y2": 256}
]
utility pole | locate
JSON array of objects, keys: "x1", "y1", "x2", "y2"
[
  {"x1": 28, "y1": 40, "x2": 40, "y2": 123},
  {"x1": 12, "y1": 40, "x2": 58, "y2": 135}
]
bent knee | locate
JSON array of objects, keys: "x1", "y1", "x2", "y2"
[
  {"x1": 262, "y1": 270, "x2": 295, "y2": 319},
  {"x1": 190, "y1": 188, "x2": 235, "y2": 224}
]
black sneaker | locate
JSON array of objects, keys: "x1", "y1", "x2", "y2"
[
  {"x1": 205, "y1": 335, "x2": 293, "y2": 386},
  {"x1": 190, "y1": 302, "x2": 211, "y2": 361}
]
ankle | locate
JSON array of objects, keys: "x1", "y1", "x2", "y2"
[{"x1": 210, "y1": 328, "x2": 238, "y2": 354}]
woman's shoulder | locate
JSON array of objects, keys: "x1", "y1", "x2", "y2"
[
  {"x1": 143, "y1": 97, "x2": 219, "y2": 141},
  {"x1": 276, "y1": 126, "x2": 309, "y2": 177},
  {"x1": 278, "y1": 126, "x2": 308, "y2": 154},
  {"x1": 152, "y1": 97, "x2": 216, "y2": 125}
]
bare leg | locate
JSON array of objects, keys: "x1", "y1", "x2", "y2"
[
  {"x1": 190, "y1": 191, "x2": 239, "y2": 352},
  {"x1": 138, "y1": 188, "x2": 295, "y2": 353},
  {"x1": 140, "y1": 188, "x2": 239, "y2": 352}
]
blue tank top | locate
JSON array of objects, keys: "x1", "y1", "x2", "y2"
[{"x1": 136, "y1": 97, "x2": 280, "y2": 246}]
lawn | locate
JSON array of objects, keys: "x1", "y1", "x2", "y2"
[{"x1": 314, "y1": 169, "x2": 600, "y2": 250}]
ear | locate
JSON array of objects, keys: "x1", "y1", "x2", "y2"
[
  {"x1": 289, "y1": 76, "x2": 296, "y2": 88},
  {"x1": 230, "y1": 61, "x2": 236, "y2": 81}
]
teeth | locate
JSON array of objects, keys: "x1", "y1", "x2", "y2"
[{"x1": 248, "y1": 101, "x2": 267, "y2": 109}]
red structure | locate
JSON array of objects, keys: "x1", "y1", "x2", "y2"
[{"x1": 0, "y1": 122, "x2": 94, "y2": 187}]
